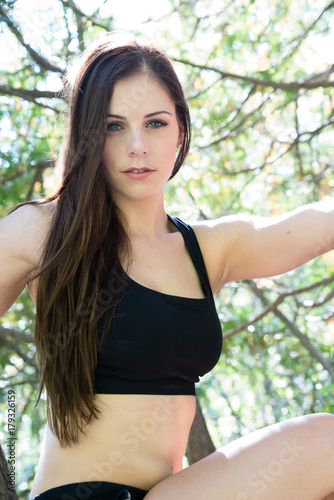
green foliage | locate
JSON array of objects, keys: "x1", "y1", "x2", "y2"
[{"x1": 1, "y1": 0, "x2": 334, "y2": 497}]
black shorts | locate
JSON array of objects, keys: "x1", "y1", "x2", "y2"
[{"x1": 30, "y1": 481, "x2": 148, "y2": 500}]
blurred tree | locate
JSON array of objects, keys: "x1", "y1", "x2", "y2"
[{"x1": 0, "y1": 0, "x2": 333, "y2": 498}]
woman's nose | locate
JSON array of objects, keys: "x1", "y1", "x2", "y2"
[{"x1": 128, "y1": 130, "x2": 148, "y2": 157}]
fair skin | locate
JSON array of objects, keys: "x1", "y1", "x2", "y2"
[{"x1": 1, "y1": 73, "x2": 334, "y2": 500}]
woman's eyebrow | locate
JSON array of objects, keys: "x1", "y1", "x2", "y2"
[
  {"x1": 107, "y1": 111, "x2": 172, "y2": 119},
  {"x1": 145, "y1": 111, "x2": 172, "y2": 118}
]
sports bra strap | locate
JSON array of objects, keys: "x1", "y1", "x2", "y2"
[{"x1": 168, "y1": 215, "x2": 213, "y2": 300}]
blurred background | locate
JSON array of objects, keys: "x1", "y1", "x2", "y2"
[{"x1": 0, "y1": 1, "x2": 334, "y2": 498}]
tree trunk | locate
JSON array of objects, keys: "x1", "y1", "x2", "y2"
[
  {"x1": 186, "y1": 396, "x2": 216, "y2": 465},
  {"x1": 0, "y1": 443, "x2": 18, "y2": 500}
]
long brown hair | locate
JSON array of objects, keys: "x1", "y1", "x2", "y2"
[{"x1": 22, "y1": 35, "x2": 191, "y2": 446}]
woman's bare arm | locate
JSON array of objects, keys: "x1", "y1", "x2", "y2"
[{"x1": 193, "y1": 199, "x2": 334, "y2": 293}]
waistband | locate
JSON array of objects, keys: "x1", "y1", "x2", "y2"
[{"x1": 30, "y1": 481, "x2": 148, "y2": 500}]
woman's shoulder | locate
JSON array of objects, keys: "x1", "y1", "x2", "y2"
[
  {"x1": 187, "y1": 214, "x2": 254, "y2": 292},
  {"x1": 13, "y1": 198, "x2": 57, "y2": 218},
  {"x1": 0, "y1": 200, "x2": 57, "y2": 315},
  {"x1": 5, "y1": 198, "x2": 56, "y2": 229},
  {"x1": 182, "y1": 217, "x2": 234, "y2": 293},
  {"x1": 0, "y1": 199, "x2": 57, "y2": 266}
]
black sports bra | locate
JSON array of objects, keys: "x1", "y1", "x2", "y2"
[{"x1": 94, "y1": 215, "x2": 222, "y2": 396}]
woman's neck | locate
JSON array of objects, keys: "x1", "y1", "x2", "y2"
[{"x1": 116, "y1": 196, "x2": 169, "y2": 239}]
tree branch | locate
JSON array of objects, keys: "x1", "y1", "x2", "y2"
[
  {"x1": 0, "y1": 338, "x2": 38, "y2": 371},
  {"x1": 0, "y1": 325, "x2": 34, "y2": 344},
  {"x1": 171, "y1": 58, "x2": 334, "y2": 90},
  {"x1": 223, "y1": 274, "x2": 334, "y2": 339},
  {"x1": 275, "y1": 2, "x2": 334, "y2": 73},
  {"x1": 0, "y1": 325, "x2": 37, "y2": 370},
  {"x1": 197, "y1": 90, "x2": 272, "y2": 149},
  {"x1": 293, "y1": 94, "x2": 304, "y2": 177},
  {"x1": 25, "y1": 158, "x2": 55, "y2": 201},
  {"x1": 213, "y1": 85, "x2": 257, "y2": 134},
  {"x1": 302, "y1": 288, "x2": 334, "y2": 309},
  {"x1": 220, "y1": 390, "x2": 245, "y2": 431},
  {"x1": 298, "y1": 117, "x2": 334, "y2": 143},
  {"x1": 0, "y1": 84, "x2": 63, "y2": 112},
  {"x1": 0, "y1": 85, "x2": 60, "y2": 101},
  {"x1": 247, "y1": 280, "x2": 334, "y2": 381},
  {"x1": 0, "y1": 377, "x2": 39, "y2": 388},
  {"x1": 289, "y1": 1, "x2": 334, "y2": 59},
  {"x1": 59, "y1": 0, "x2": 112, "y2": 32},
  {"x1": 0, "y1": 5, "x2": 64, "y2": 74},
  {"x1": 208, "y1": 140, "x2": 288, "y2": 177}
]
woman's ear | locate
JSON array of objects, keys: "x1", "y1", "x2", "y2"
[{"x1": 177, "y1": 129, "x2": 184, "y2": 148}]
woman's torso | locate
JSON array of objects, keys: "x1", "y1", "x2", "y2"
[
  {"x1": 28, "y1": 211, "x2": 221, "y2": 497},
  {"x1": 30, "y1": 394, "x2": 196, "y2": 495}
]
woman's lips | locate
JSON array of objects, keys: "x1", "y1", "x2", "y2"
[{"x1": 123, "y1": 168, "x2": 155, "y2": 180}]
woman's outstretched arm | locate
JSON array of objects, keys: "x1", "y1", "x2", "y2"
[{"x1": 192, "y1": 198, "x2": 334, "y2": 293}]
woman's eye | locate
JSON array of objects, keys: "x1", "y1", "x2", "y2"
[
  {"x1": 107, "y1": 122, "x2": 122, "y2": 132},
  {"x1": 147, "y1": 120, "x2": 167, "y2": 129}
]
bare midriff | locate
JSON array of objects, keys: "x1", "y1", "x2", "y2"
[{"x1": 30, "y1": 393, "x2": 196, "y2": 497}]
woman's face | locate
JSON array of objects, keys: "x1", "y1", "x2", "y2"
[{"x1": 102, "y1": 74, "x2": 182, "y2": 206}]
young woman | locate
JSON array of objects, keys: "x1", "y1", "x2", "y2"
[{"x1": 1, "y1": 35, "x2": 334, "y2": 500}]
